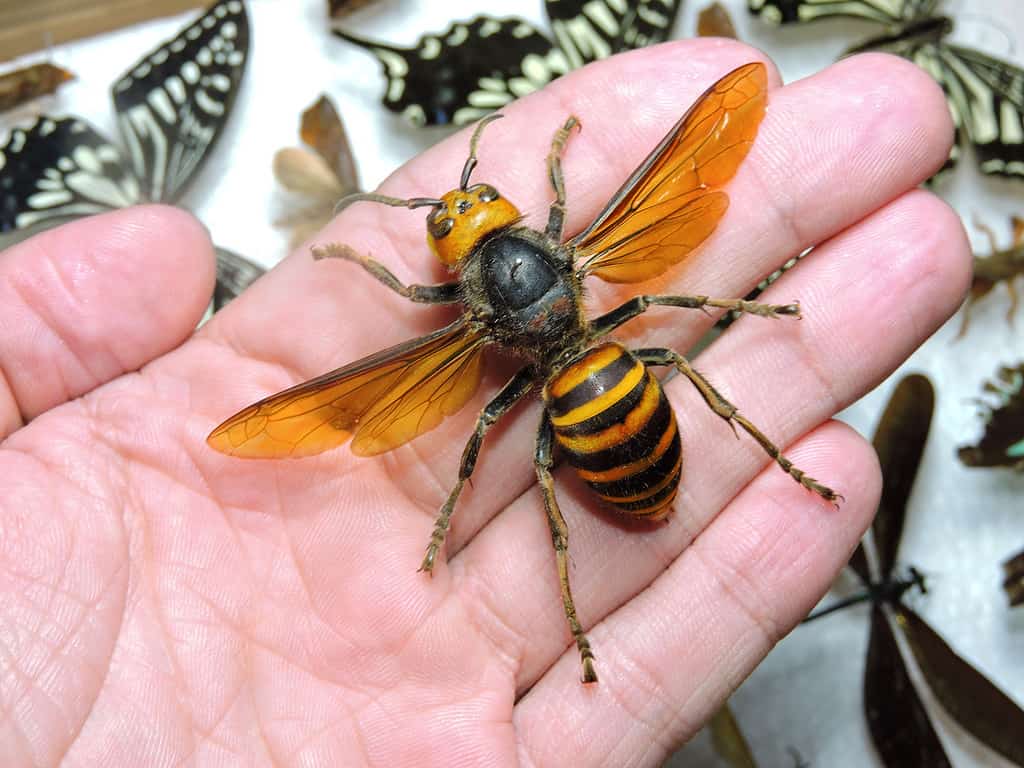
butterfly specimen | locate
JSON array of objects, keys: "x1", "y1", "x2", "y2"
[
  {"x1": 804, "y1": 374, "x2": 1024, "y2": 767},
  {"x1": 1004, "y1": 548, "x2": 1024, "y2": 607},
  {"x1": 747, "y1": 0, "x2": 1024, "y2": 179},
  {"x1": 273, "y1": 94, "x2": 361, "y2": 248},
  {"x1": 958, "y1": 362, "x2": 1024, "y2": 470},
  {"x1": 0, "y1": 0, "x2": 260, "y2": 311},
  {"x1": 0, "y1": 63, "x2": 75, "y2": 113},
  {"x1": 956, "y1": 215, "x2": 1024, "y2": 338},
  {"x1": 208, "y1": 62, "x2": 839, "y2": 683},
  {"x1": 334, "y1": 1, "x2": 682, "y2": 126}
]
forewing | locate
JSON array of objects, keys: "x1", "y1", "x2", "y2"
[
  {"x1": 863, "y1": 605, "x2": 953, "y2": 768},
  {"x1": 111, "y1": 0, "x2": 250, "y2": 203},
  {"x1": 335, "y1": 17, "x2": 568, "y2": 127},
  {"x1": 869, "y1": 373, "x2": 934, "y2": 581},
  {"x1": 207, "y1": 319, "x2": 488, "y2": 459},
  {"x1": 300, "y1": 94, "x2": 360, "y2": 191},
  {"x1": 896, "y1": 605, "x2": 1024, "y2": 766},
  {"x1": 574, "y1": 62, "x2": 766, "y2": 283},
  {"x1": 0, "y1": 116, "x2": 139, "y2": 233},
  {"x1": 697, "y1": 3, "x2": 738, "y2": 38}
]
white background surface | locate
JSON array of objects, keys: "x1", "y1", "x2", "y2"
[{"x1": 2, "y1": 1, "x2": 1023, "y2": 766}]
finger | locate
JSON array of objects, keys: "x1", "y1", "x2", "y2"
[
  {"x1": 513, "y1": 422, "x2": 879, "y2": 765},
  {"x1": 194, "y1": 42, "x2": 952, "y2": 559},
  {"x1": 450, "y1": 188, "x2": 969, "y2": 689},
  {"x1": 0, "y1": 206, "x2": 215, "y2": 437}
]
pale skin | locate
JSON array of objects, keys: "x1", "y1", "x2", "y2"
[{"x1": 0, "y1": 42, "x2": 970, "y2": 767}]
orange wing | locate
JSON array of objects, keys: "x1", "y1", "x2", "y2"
[
  {"x1": 571, "y1": 62, "x2": 767, "y2": 283},
  {"x1": 207, "y1": 319, "x2": 488, "y2": 458}
]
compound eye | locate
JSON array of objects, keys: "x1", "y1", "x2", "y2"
[
  {"x1": 473, "y1": 184, "x2": 500, "y2": 202},
  {"x1": 428, "y1": 214, "x2": 454, "y2": 239}
]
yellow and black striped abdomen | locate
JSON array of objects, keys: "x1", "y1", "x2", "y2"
[{"x1": 543, "y1": 342, "x2": 681, "y2": 520}]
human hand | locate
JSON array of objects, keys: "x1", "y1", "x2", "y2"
[{"x1": 0, "y1": 40, "x2": 967, "y2": 766}]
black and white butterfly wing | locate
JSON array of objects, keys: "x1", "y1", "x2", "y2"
[
  {"x1": 111, "y1": 0, "x2": 250, "y2": 203},
  {"x1": 336, "y1": 16, "x2": 568, "y2": 126},
  {"x1": 937, "y1": 45, "x2": 1024, "y2": 179},
  {"x1": 545, "y1": 0, "x2": 681, "y2": 68},
  {"x1": 213, "y1": 245, "x2": 264, "y2": 311},
  {"x1": 0, "y1": 116, "x2": 140, "y2": 232},
  {"x1": 747, "y1": 0, "x2": 936, "y2": 25}
]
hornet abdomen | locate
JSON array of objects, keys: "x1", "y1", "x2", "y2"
[{"x1": 543, "y1": 342, "x2": 681, "y2": 520}]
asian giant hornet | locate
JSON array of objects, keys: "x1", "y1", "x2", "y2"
[{"x1": 208, "y1": 62, "x2": 838, "y2": 683}]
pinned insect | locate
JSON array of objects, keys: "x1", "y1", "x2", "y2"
[
  {"x1": 698, "y1": 2, "x2": 739, "y2": 38},
  {"x1": 0, "y1": 0, "x2": 260, "y2": 311},
  {"x1": 709, "y1": 703, "x2": 759, "y2": 768},
  {"x1": 208, "y1": 63, "x2": 838, "y2": 683},
  {"x1": 1004, "y1": 549, "x2": 1024, "y2": 607},
  {"x1": 956, "y1": 216, "x2": 1024, "y2": 338},
  {"x1": 958, "y1": 362, "x2": 1024, "y2": 470},
  {"x1": 334, "y1": 1, "x2": 681, "y2": 126},
  {"x1": 0, "y1": 63, "x2": 75, "y2": 113},
  {"x1": 748, "y1": 0, "x2": 1024, "y2": 179},
  {"x1": 803, "y1": 374, "x2": 1024, "y2": 766},
  {"x1": 273, "y1": 94, "x2": 361, "y2": 248}
]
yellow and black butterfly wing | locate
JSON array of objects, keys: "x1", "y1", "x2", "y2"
[
  {"x1": 207, "y1": 318, "x2": 488, "y2": 458},
  {"x1": 571, "y1": 62, "x2": 767, "y2": 284}
]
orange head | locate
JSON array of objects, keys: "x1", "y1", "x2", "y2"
[
  {"x1": 332, "y1": 113, "x2": 519, "y2": 272},
  {"x1": 426, "y1": 184, "x2": 520, "y2": 268}
]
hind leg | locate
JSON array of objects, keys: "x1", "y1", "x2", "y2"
[
  {"x1": 535, "y1": 416, "x2": 598, "y2": 683},
  {"x1": 636, "y1": 347, "x2": 838, "y2": 502}
]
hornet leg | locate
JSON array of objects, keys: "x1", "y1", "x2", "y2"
[
  {"x1": 636, "y1": 347, "x2": 839, "y2": 503},
  {"x1": 589, "y1": 294, "x2": 800, "y2": 338},
  {"x1": 313, "y1": 243, "x2": 460, "y2": 304},
  {"x1": 420, "y1": 367, "x2": 535, "y2": 573},
  {"x1": 536, "y1": 416, "x2": 598, "y2": 683},
  {"x1": 545, "y1": 116, "x2": 581, "y2": 243}
]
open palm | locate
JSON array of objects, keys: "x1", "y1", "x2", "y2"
[{"x1": 1, "y1": 41, "x2": 968, "y2": 767}]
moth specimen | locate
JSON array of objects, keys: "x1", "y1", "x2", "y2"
[
  {"x1": 0, "y1": 63, "x2": 75, "y2": 113},
  {"x1": 273, "y1": 94, "x2": 361, "y2": 248}
]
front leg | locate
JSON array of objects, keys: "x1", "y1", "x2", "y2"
[
  {"x1": 313, "y1": 243, "x2": 460, "y2": 304},
  {"x1": 636, "y1": 347, "x2": 839, "y2": 503},
  {"x1": 589, "y1": 294, "x2": 800, "y2": 338},
  {"x1": 535, "y1": 416, "x2": 598, "y2": 683},
  {"x1": 420, "y1": 367, "x2": 535, "y2": 573},
  {"x1": 545, "y1": 116, "x2": 581, "y2": 243}
]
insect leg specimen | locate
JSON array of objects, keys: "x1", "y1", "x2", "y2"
[
  {"x1": 636, "y1": 348, "x2": 837, "y2": 500},
  {"x1": 313, "y1": 243, "x2": 460, "y2": 304},
  {"x1": 420, "y1": 367, "x2": 535, "y2": 573},
  {"x1": 588, "y1": 293, "x2": 801, "y2": 338},
  {"x1": 545, "y1": 115, "x2": 581, "y2": 242},
  {"x1": 536, "y1": 416, "x2": 598, "y2": 683}
]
